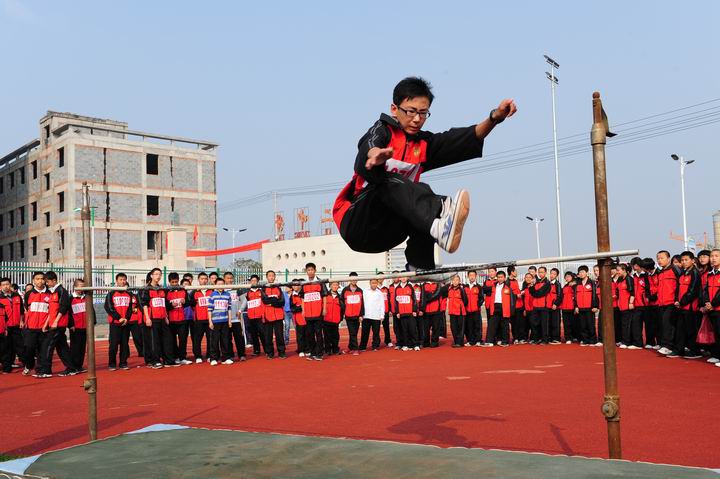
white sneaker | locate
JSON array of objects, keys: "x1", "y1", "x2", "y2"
[
  {"x1": 657, "y1": 347, "x2": 672, "y2": 355},
  {"x1": 210, "y1": 360, "x2": 218, "y2": 366},
  {"x1": 222, "y1": 359, "x2": 234, "y2": 365},
  {"x1": 413, "y1": 346, "x2": 420, "y2": 351},
  {"x1": 716, "y1": 362, "x2": 720, "y2": 368},
  {"x1": 181, "y1": 359, "x2": 192, "y2": 365},
  {"x1": 619, "y1": 344, "x2": 628, "y2": 349},
  {"x1": 475, "y1": 342, "x2": 483, "y2": 347},
  {"x1": 464, "y1": 343, "x2": 472, "y2": 347},
  {"x1": 707, "y1": 357, "x2": 719, "y2": 364},
  {"x1": 482, "y1": 343, "x2": 495, "y2": 348},
  {"x1": 594, "y1": 342, "x2": 603, "y2": 347},
  {"x1": 565, "y1": 341, "x2": 571, "y2": 344},
  {"x1": 387, "y1": 342, "x2": 394, "y2": 348},
  {"x1": 431, "y1": 190, "x2": 470, "y2": 253},
  {"x1": 401, "y1": 346, "x2": 410, "y2": 351},
  {"x1": 627, "y1": 345, "x2": 641, "y2": 350},
  {"x1": 652, "y1": 345, "x2": 661, "y2": 350},
  {"x1": 299, "y1": 352, "x2": 305, "y2": 358},
  {"x1": 195, "y1": 358, "x2": 203, "y2": 364},
  {"x1": 644, "y1": 345, "x2": 654, "y2": 350}
]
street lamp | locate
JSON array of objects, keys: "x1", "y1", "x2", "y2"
[
  {"x1": 671, "y1": 154, "x2": 695, "y2": 250},
  {"x1": 545, "y1": 54, "x2": 563, "y2": 262},
  {"x1": 220, "y1": 227, "x2": 247, "y2": 263},
  {"x1": 526, "y1": 216, "x2": 544, "y2": 258}
]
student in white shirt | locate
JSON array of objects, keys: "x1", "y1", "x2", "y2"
[{"x1": 360, "y1": 279, "x2": 385, "y2": 351}]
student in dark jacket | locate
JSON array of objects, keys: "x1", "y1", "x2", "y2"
[
  {"x1": 669, "y1": 252, "x2": 702, "y2": 359},
  {"x1": 574, "y1": 265, "x2": 600, "y2": 346},
  {"x1": 446, "y1": 275, "x2": 468, "y2": 348},
  {"x1": 323, "y1": 282, "x2": 344, "y2": 356},
  {"x1": 547, "y1": 268, "x2": 564, "y2": 344},
  {"x1": 702, "y1": 249, "x2": 720, "y2": 365},
  {"x1": 394, "y1": 277, "x2": 419, "y2": 350},
  {"x1": 341, "y1": 273, "x2": 364, "y2": 354},
  {"x1": 41, "y1": 271, "x2": 76, "y2": 376},
  {"x1": 615, "y1": 264, "x2": 639, "y2": 349},
  {"x1": 528, "y1": 267, "x2": 552, "y2": 344},
  {"x1": 655, "y1": 250, "x2": 682, "y2": 355}
]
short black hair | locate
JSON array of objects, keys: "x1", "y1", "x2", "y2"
[
  {"x1": 115, "y1": 273, "x2": 127, "y2": 280},
  {"x1": 250, "y1": 274, "x2": 260, "y2": 281},
  {"x1": 657, "y1": 250, "x2": 670, "y2": 258},
  {"x1": 223, "y1": 271, "x2": 234, "y2": 277},
  {"x1": 506, "y1": 265, "x2": 515, "y2": 274},
  {"x1": 496, "y1": 270, "x2": 507, "y2": 277},
  {"x1": 680, "y1": 251, "x2": 694, "y2": 260},
  {"x1": 0, "y1": 277, "x2": 10, "y2": 284},
  {"x1": 641, "y1": 258, "x2": 656, "y2": 270},
  {"x1": 198, "y1": 272, "x2": 208, "y2": 278},
  {"x1": 181, "y1": 279, "x2": 191, "y2": 285},
  {"x1": 538, "y1": 266, "x2": 547, "y2": 272},
  {"x1": 578, "y1": 265, "x2": 589, "y2": 273},
  {"x1": 32, "y1": 271, "x2": 45, "y2": 279},
  {"x1": 564, "y1": 271, "x2": 575, "y2": 278},
  {"x1": 183, "y1": 273, "x2": 193, "y2": 280},
  {"x1": 672, "y1": 254, "x2": 681, "y2": 263},
  {"x1": 305, "y1": 263, "x2": 316, "y2": 270},
  {"x1": 528, "y1": 266, "x2": 537, "y2": 271},
  {"x1": 550, "y1": 268, "x2": 560, "y2": 275},
  {"x1": 45, "y1": 271, "x2": 58, "y2": 281},
  {"x1": 349, "y1": 272, "x2": 358, "y2": 277},
  {"x1": 168, "y1": 272, "x2": 180, "y2": 281},
  {"x1": 393, "y1": 77, "x2": 434, "y2": 106},
  {"x1": 698, "y1": 249, "x2": 711, "y2": 257}
]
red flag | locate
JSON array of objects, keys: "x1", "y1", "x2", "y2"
[{"x1": 193, "y1": 225, "x2": 199, "y2": 246}]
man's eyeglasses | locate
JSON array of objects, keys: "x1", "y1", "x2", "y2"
[{"x1": 397, "y1": 106, "x2": 431, "y2": 119}]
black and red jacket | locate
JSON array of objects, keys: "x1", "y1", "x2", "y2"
[
  {"x1": 394, "y1": 283, "x2": 416, "y2": 316},
  {"x1": 632, "y1": 273, "x2": 650, "y2": 308},
  {"x1": 656, "y1": 265, "x2": 681, "y2": 306},
  {"x1": 140, "y1": 285, "x2": 168, "y2": 320},
  {"x1": 246, "y1": 288, "x2": 264, "y2": 320},
  {"x1": 380, "y1": 286, "x2": 390, "y2": 315},
  {"x1": 615, "y1": 275, "x2": 635, "y2": 311},
  {"x1": 464, "y1": 282, "x2": 483, "y2": 313},
  {"x1": 192, "y1": 290, "x2": 212, "y2": 321},
  {"x1": 388, "y1": 283, "x2": 399, "y2": 314},
  {"x1": 24, "y1": 288, "x2": 52, "y2": 330},
  {"x1": 422, "y1": 282, "x2": 442, "y2": 314},
  {"x1": 48, "y1": 285, "x2": 71, "y2": 328},
  {"x1": 574, "y1": 279, "x2": 599, "y2": 310},
  {"x1": 341, "y1": 286, "x2": 364, "y2": 319},
  {"x1": 522, "y1": 281, "x2": 535, "y2": 312},
  {"x1": 677, "y1": 267, "x2": 700, "y2": 311},
  {"x1": 104, "y1": 291, "x2": 133, "y2": 324},
  {"x1": 703, "y1": 269, "x2": 720, "y2": 308},
  {"x1": 509, "y1": 278, "x2": 523, "y2": 310},
  {"x1": 446, "y1": 285, "x2": 468, "y2": 316},
  {"x1": 323, "y1": 292, "x2": 344, "y2": 324},
  {"x1": 487, "y1": 282, "x2": 516, "y2": 318},
  {"x1": 560, "y1": 283, "x2": 575, "y2": 311},
  {"x1": 70, "y1": 295, "x2": 87, "y2": 329},
  {"x1": 0, "y1": 301, "x2": 7, "y2": 334},
  {"x1": 167, "y1": 288, "x2": 189, "y2": 323},
  {"x1": 0, "y1": 291, "x2": 23, "y2": 327},
  {"x1": 290, "y1": 292, "x2": 306, "y2": 326},
  {"x1": 261, "y1": 286, "x2": 285, "y2": 322},
  {"x1": 529, "y1": 277, "x2": 552, "y2": 309},
  {"x1": 301, "y1": 282, "x2": 327, "y2": 320},
  {"x1": 413, "y1": 283, "x2": 423, "y2": 307},
  {"x1": 482, "y1": 278, "x2": 497, "y2": 309},
  {"x1": 333, "y1": 113, "x2": 483, "y2": 228}
]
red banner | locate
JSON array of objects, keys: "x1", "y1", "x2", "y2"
[{"x1": 187, "y1": 239, "x2": 270, "y2": 257}]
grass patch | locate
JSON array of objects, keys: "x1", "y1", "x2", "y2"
[{"x1": 0, "y1": 454, "x2": 20, "y2": 462}]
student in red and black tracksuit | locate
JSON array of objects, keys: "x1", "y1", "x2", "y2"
[
  {"x1": 166, "y1": 273, "x2": 191, "y2": 364},
  {"x1": 140, "y1": 268, "x2": 176, "y2": 368},
  {"x1": 323, "y1": 283, "x2": 344, "y2": 356},
  {"x1": 69, "y1": 279, "x2": 88, "y2": 371},
  {"x1": 610, "y1": 266, "x2": 622, "y2": 345},
  {"x1": 422, "y1": 280, "x2": 443, "y2": 347},
  {"x1": 301, "y1": 263, "x2": 327, "y2": 360},
  {"x1": 486, "y1": 271, "x2": 516, "y2": 346},
  {"x1": 547, "y1": 268, "x2": 564, "y2": 344},
  {"x1": 0, "y1": 277, "x2": 24, "y2": 369},
  {"x1": 42, "y1": 272, "x2": 76, "y2": 376},
  {"x1": 104, "y1": 281, "x2": 134, "y2": 370},
  {"x1": 333, "y1": 78, "x2": 516, "y2": 270},
  {"x1": 379, "y1": 277, "x2": 393, "y2": 347},
  {"x1": 261, "y1": 271, "x2": 286, "y2": 359},
  {"x1": 246, "y1": 275, "x2": 265, "y2": 356},
  {"x1": 560, "y1": 272, "x2": 577, "y2": 344},
  {"x1": 446, "y1": 276, "x2": 468, "y2": 348},
  {"x1": 670, "y1": 252, "x2": 702, "y2": 359},
  {"x1": 507, "y1": 266, "x2": 525, "y2": 344},
  {"x1": 290, "y1": 281, "x2": 309, "y2": 356},
  {"x1": 191, "y1": 273, "x2": 213, "y2": 362},
  {"x1": 574, "y1": 266, "x2": 600, "y2": 345},
  {"x1": 464, "y1": 271, "x2": 483, "y2": 346},
  {"x1": 342, "y1": 273, "x2": 364, "y2": 353},
  {"x1": 655, "y1": 250, "x2": 682, "y2": 354},
  {"x1": 702, "y1": 250, "x2": 720, "y2": 363},
  {"x1": 521, "y1": 273, "x2": 535, "y2": 343},
  {"x1": 128, "y1": 291, "x2": 144, "y2": 358},
  {"x1": 630, "y1": 258, "x2": 651, "y2": 349},
  {"x1": 394, "y1": 278, "x2": 420, "y2": 349},
  {"x1": 643, "y1": 258, "x2": 660, "y2": 348},
  {"x1": 483, "y1": 268, "x2": 497, "y2": 330},
  {"x1": 528, "y1": 267, "x2": 552, "y2": 344},
  {"x1": 23, "y1": 272, "x2": 51, "y2": 376},
  {"x1": 615, "y1": 264, "x2": 639, "y2": 348},
  {"x1": 0, "y1": 297, "x2": 10, "y2": 373},
  {"x1": 389, "y1": 276, "x2": 402, "y2": 347},
  {"x1": 413, "y1": 283, "x2": 425, "y2": 345}
]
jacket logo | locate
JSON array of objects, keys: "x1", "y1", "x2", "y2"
[{"x1": 413, "y1": 146, "x2": 421, "y2": 157}]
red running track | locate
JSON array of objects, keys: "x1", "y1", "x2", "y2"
[{"x1": 1, "y1": 337, "x2": 719, "y2": 468}]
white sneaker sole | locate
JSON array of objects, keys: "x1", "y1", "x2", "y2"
[{"x1": 446, "y1": 190, "x2": 470, "y2": 254}]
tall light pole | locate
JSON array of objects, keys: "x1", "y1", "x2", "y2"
[
  {"x1": 671, "y1": 154, "x2": 695, "y2": 250},
  {"x1": 526, "y1": 216, "x2": 544, "y2": 258},
  {"x1": 545, "y1": 54, "x2": 563, "y2": 261},
  {"x1": 221, "y1": 227, "x2": 247, "y2": 263}
]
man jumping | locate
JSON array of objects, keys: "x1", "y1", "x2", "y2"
[{"x1": 333, "y1": 77, "x2": 516, "y2": 270}]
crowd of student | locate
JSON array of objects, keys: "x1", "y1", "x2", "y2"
[{"x1": 1, "y1": 249, "x2": 719, "y2": 378}]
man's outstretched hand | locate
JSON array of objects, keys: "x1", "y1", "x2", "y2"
[
  {"x1": 365, "y1": 147, "x2": 394, "y2": 170},
  {"x1": 492, "y1": 99, "x2": 518, "y2": 122}
]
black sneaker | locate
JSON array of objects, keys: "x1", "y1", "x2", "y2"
[
  {"x1": 57, "y1": 369, "x2": 76, "y2": 377},
  {"x1": 266, "y1": 354, "x2": 274, "y2": 360},
  {"x1": 119, "y1": 364, "x2": 130, "y2": 370},
  {"x1": 279, "y1": 354, "x2": 287, "y2": 359},
  {"x1": 108, "y1": 366, "x2": 117, "y2": 371},
  {"x1": 683, "y1": 353, "x2": 702, "y2": 359},
  {"x1": 76, "y1": 368, "x2": 88, "y2": 373}
]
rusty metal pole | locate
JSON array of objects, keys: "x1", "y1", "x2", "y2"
[
  {"x1": 81, "y1": 182, "x2": 98, "y2": 441},
  {"x1": 591, "y1": 92, "x2": 621, "y2": 459}
]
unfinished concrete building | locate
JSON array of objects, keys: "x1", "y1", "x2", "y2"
[{"x1": 0, "y1": 111, "x2": 218, "y2": 268}]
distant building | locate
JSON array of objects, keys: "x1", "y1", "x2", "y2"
[{"x1": 0, "y1": 111, "x2": 218, "y2": 268}]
